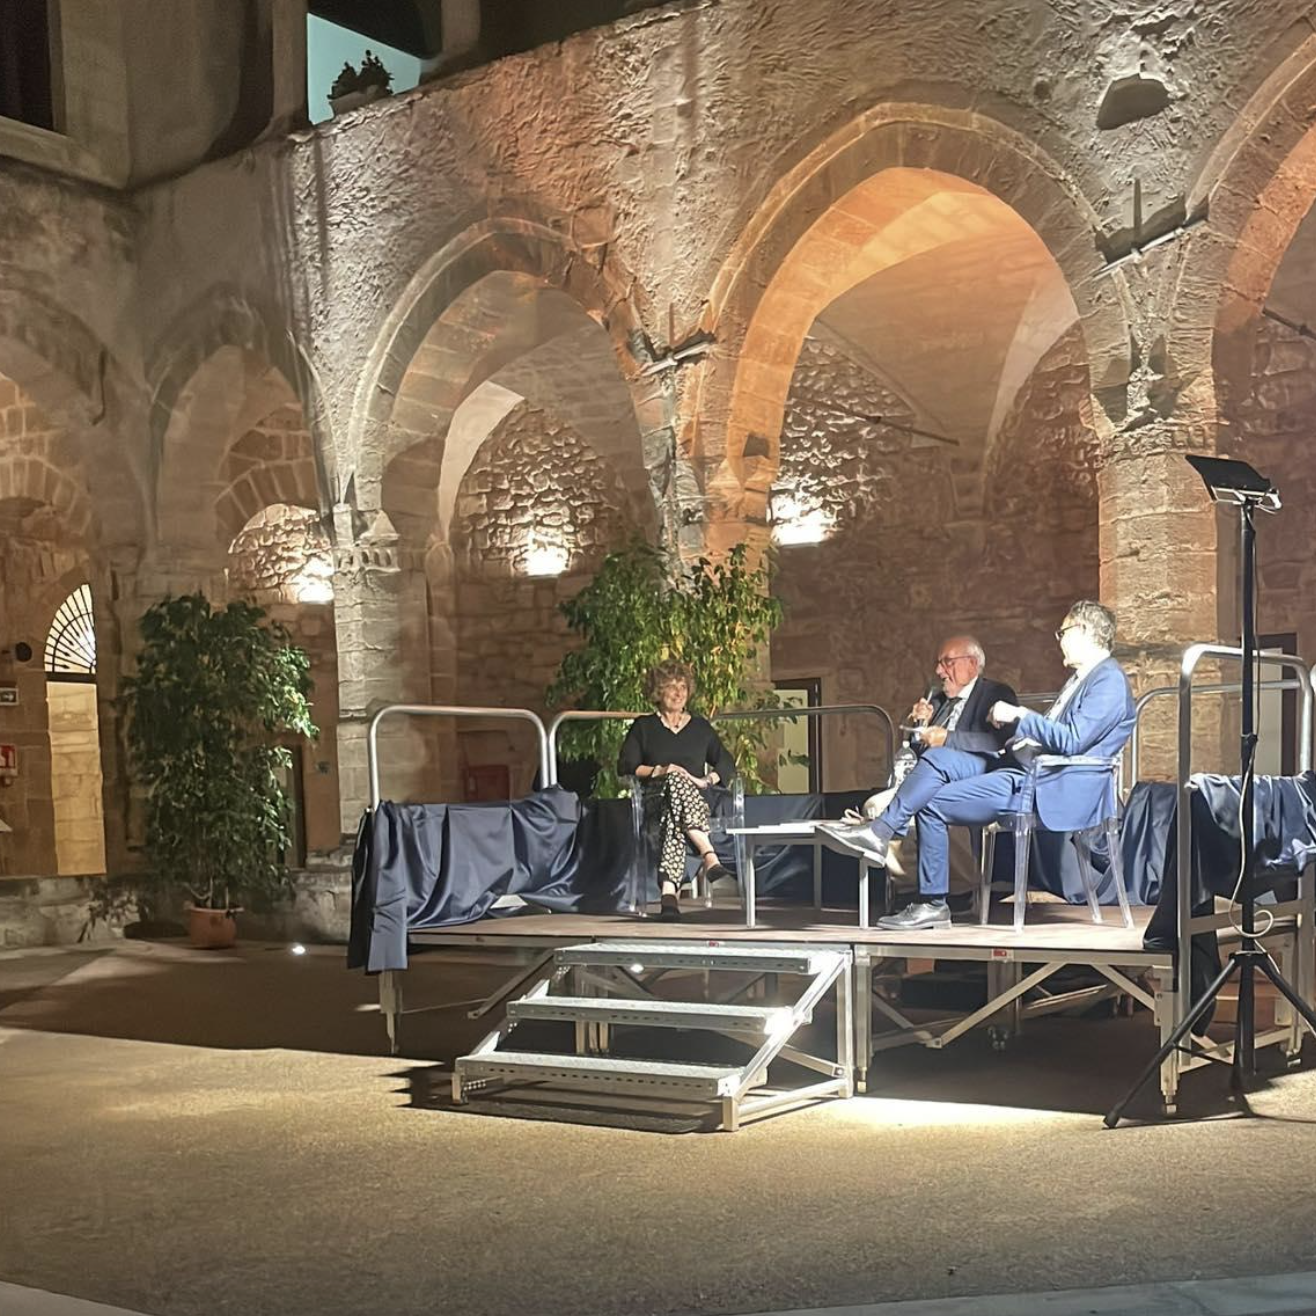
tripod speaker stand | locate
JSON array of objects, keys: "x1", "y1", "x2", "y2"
[{"x1": 1105, "y1": 455, "x2": 1316, "y2": 1127}]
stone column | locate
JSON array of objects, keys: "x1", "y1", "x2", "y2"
[
  {"x1": 331, "y1": 505, "x2": 434, "y2": 837},
  {"x1": 1099, "y1": 426, "x2": 1226, "y2": 782}
]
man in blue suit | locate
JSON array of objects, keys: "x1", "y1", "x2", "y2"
[{"x1": 825, "y1": 600, "x2": 1136, "y2": 931}]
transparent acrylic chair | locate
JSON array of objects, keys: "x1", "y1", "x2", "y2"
[
  {"x1": 978, "y1": 754, "x2": 1134, "y2": 934},
  {"x1": 624, "y1": 775, "x2": 746, "y2": 917}
]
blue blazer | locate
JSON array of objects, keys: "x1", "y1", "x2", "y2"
[{"x1": 1013, "y1": 656, "x2": 1136, "y2": 832}]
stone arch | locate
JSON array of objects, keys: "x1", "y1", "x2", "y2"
[
  {"x1": 1177, "y1": 33, "x2": 1316, "y2": 411},
  {"x1": 1176, "y1": 34, "x2": 1316, "y2": 676},
  {"x1": 147, "y1": 287, "x2": 336, "y2": 520},
  {"x1": 0, "y1": 450, "x2": 95, "y2": 543},
  {"x1": 214, "y1": 405, "x2": 321, "y2": 548},
  {"x1": 350, "y1": 216, "x2": 658, "y2": 533},
  {"x1": 694, "y1": 104, "x2": 1134, "y2": 536},
  {"x1": 0, "y1": 287, "x2": 116, "y2": 426},
  {"x1": 153, "y1": 342, "x2": 331, "y2": 588},
  {"x1": 0, "y1": 289, "x2": 144, "y2": 545}
]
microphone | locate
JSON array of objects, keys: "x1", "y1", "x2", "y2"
[{"x1": 911, "y1": 679, "x2": 940, "y2": 733}]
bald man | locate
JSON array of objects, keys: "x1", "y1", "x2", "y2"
[{"x1": 821, "y1": 635, "x2": 1017, "y2": 905}]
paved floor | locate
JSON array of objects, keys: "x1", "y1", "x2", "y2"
[{"x1": 1, "y1": 939, "x2": 1315, "y2": 1316}]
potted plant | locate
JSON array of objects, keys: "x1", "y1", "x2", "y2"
[
  {"x1": 328, "y1": 50, "x2": 394, "y2": 116},
  {"x1": 547, "y1": 540, "x2": 788, "y2": 797},
  {"x1": 120, "y1": 594, "x2": 317, "y2": 948}
]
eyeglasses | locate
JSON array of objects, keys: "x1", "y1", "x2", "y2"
[
  {"x1": 935, "y1": 654, "x2": 971, "y2": 669},
  {"x1": 1054, "y1": 624, "x2": 1080, "y2": 642}
]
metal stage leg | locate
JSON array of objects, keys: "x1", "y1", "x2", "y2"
[
  {"x1": 856, "y1": 950, "x2": 873, "y2": 1093},
  {"x1": 380, "y1": 970, "x2": 402, "y2": 1056},
  {"x1": 813, "y1": 842, "x2": 823, "y2": 911},
  {"x1": 1155, "y1": 969, "x2": 1180, "y2": 1114},
  {"x1": 837, "y1": 956, "x2": 855, "y2": 1098},
  {"x1": 745, "y1": 843, "x2": 758, "y2": 929}
]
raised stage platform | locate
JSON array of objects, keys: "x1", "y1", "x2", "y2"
[{"x1": 394, "y1": 901, "x2": 1245, "y2": 1111}]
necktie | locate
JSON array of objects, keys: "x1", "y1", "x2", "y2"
[{"x1": 932, "y1": 696, "x2": 960, "y2": 728}]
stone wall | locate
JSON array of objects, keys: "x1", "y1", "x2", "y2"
[
  {"x1": 453, "y1": 402, "x2": 637, "y2": 795},
  {"x1": 770, "y1": 327, "x2": 1098, "y2": 789},
  {"x1": 1224, "y1": 317, "x2": 1316, "y2": 661},
  {"x1": 228, "y1": 503, "x2": 334, "y2": 600},
  {"x1": 0, "y1": 374, "x2": 103, "y2": 875}
]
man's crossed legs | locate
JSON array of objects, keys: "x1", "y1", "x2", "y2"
[{"x1": 821, "y1": 749, "x2": 1027, "y2": 930}]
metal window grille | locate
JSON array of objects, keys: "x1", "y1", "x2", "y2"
[{"x1": 45, "y1": 583, "x2": 95, "y2": 678}]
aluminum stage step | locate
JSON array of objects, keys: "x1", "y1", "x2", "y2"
[
  {"x1": 453, "y1": 939, "x2": 854, "y2": 1131},
  {"x1": 552, "y1": 941, "x2": 837, "y2": 975},
  {"x1": 507, "y1": 995, "x2": 788, "y2": 1035},
  {"x1": 458, "y1": 1050, "x2": 741, "y2": 1098}
]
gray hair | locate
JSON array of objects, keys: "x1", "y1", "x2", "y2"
[
  {"x1": 944, "y1": 635, "x2": 986, "y2": 670},
  {"x1": 1065, "y1": 600, "x2": 1116, "y2": 650}
]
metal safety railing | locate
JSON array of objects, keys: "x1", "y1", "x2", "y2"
[
  {"x1": 545, "y1": 709, "x2": 642, "y2": 786},
  {"x1": 547, "y1": 703, "x2": 898, "y2": 790},
  {"x1": 1130, "y1": 677, "x2": 1310, "y2": 786},
  {"x1": 366, "y1": 704, "x2": 549, "y2": 810}
]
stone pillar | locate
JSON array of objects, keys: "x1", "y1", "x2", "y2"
[
  {"x1": 423, "y1": 538, "x2": 462, "y2": 803},
  {"x1": 1098, "y1": 433, "x2": 1226, "y2": 781},
  {"x1": 331, "y1": 505, "x2": 434, "y2": 837}
]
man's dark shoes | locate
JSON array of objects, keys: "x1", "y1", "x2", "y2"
[
  {"x1": 876, "y1": 899, "x2": 952, "y2": 931},
  {"x1": 658, "y1": 892, "x2": 681, "y2": 921},
  {"x1": 817, "y1": 821, "x2": 890, "y2": 864}
]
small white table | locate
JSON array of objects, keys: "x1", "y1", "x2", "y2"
[{"x1": 727, "y1": 820, "x2": 886, "y2": 929}]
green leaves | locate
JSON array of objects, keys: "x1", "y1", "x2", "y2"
[
  {"x1": 120, "y1": 593, "x2": 318, "y2": 911},
  {"x1": 546, "y1": 541, "x2": 785, "y2": 796}
]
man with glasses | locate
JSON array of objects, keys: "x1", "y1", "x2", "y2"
[
  {"x1": 819, "y1": 634, "x2": 1018, "y2": 897},
  {"x1": 826, "y1": 600, "x2": 1135, "y2": 930}
]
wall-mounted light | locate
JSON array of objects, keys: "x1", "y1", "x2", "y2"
[
  {"x1": 770, "y1": 492, "x2": 835, "y2": 546},
  {"x1": 523, "y1": 532, "x2": 570, "y2": 577},
  {"x1": 292, "y1": 555, "x2": 335, "y2": 604}
]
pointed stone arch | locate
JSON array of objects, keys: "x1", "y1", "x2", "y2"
[
  {"x1": 348, "y1": 215, "x2": 662, "y2": 542},
  {"x1": 692, "y1": 104, "x2": 1135, "y2": 543},
  {"x1": 146, "y1": 286, "x2": 336, "y2": 525}
]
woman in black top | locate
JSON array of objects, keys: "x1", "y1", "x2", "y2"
[{"x1": 618, "y1": 659, "x2": 736, "y2": 920}]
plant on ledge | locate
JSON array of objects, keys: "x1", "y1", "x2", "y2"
[
  {"x1": 546, "y1": 540, "x2": 786, "y2": 797},
  {"x1": 119, "y1": 594, "x2": 317, "y2": 946}
]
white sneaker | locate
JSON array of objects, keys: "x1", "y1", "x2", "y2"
[{"x1": 817, "y1": 821, "x2": 889, "y2": 863}]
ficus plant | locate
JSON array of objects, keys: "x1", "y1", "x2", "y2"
[
  {"x1": 118, "y1": 594, "x2": 317, "y2": 913},
  {"x1": 546, "y1": 540, "x2": 791, "y2": 796}
]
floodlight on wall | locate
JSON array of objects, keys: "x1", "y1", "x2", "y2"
[
  {"x1": 292, "y1": 554, "x2": 335, "y2": 605},
  {"x1": 770, "y1": 492, "x2": 835, "y2": 546},
  {"x1": 523, "y1": 532, "x2": 570, "y2": 578}
]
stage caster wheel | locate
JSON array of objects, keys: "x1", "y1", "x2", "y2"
[
  {"x1": 1163, "y1": 1101, "x2": 1177, "y2": 1117},
  {"x1": 988, "y1": 1026, "x2": 1008, "y2": 1052}
]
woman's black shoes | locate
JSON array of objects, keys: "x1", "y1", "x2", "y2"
[
  {"x1": 705, "y1": 864, "x2": 732, "y2": 885},
  {"x1": 658, "y1": 892, "x2": 681, "y2": 921}
]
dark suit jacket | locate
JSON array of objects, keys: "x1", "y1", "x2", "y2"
[{"x1": 921, "y1": 675, "x2": 1018, "y2": 760}]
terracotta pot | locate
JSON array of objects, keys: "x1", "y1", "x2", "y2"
[{"x1": 188, "y1": 906, "x2": 238, "y2": 949}]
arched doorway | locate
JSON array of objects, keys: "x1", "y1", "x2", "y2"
[{"x1": 44, "y1": 582, "x2": 106, "y2": 875}]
